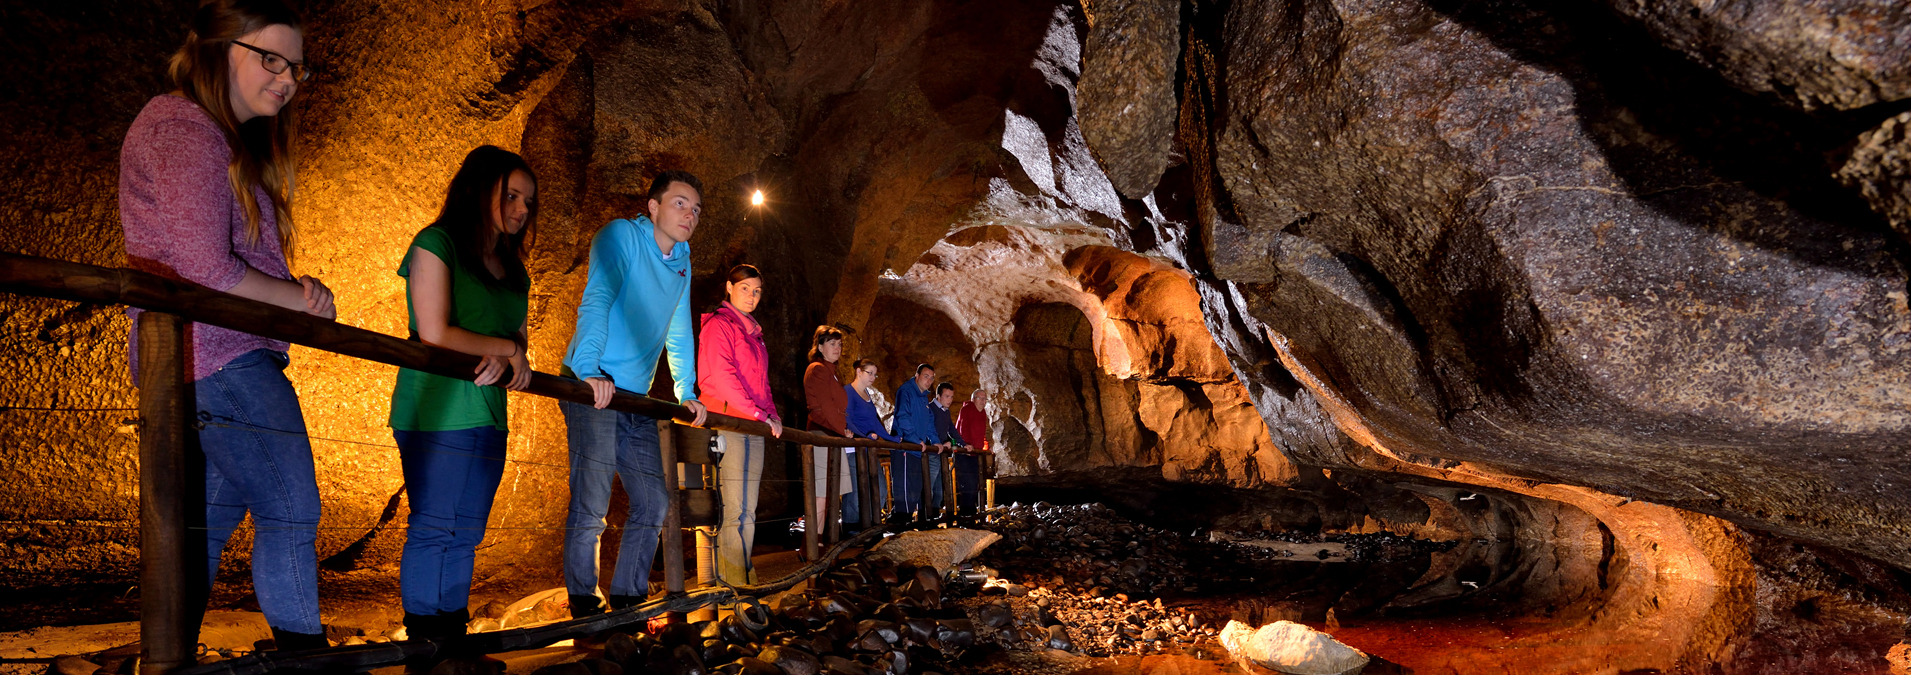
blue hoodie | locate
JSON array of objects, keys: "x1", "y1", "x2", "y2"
[
  {"x1": 562, "y1": 216, "x2": 698, "y2": 403},
  {"x1": 892, "y1": 379, "x2": 938, "y2": 444}
]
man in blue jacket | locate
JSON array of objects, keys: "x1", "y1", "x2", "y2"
[
  {"x1": 559, "y1": 171, "x2": 710, "y2": 618},
  {"x1": 891, "y1": 363, "x2": 945, "y2": 520}
]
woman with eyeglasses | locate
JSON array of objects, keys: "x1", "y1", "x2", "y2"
[{"x1": 119, "y1": 0, "x2": 329, "y2": 651}]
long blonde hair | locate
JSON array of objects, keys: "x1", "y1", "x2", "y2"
[{"x1": 167, "y1": 0, "x2": 303, "y2": 258}]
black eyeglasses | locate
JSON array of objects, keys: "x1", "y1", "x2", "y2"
[{"x1": 232, "y1": 41, "x2": 312, "y2": 83}]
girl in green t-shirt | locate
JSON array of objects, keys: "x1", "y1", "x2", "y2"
[{"x1": 390, "y1": 145, "x2": 536, "y2": 640}]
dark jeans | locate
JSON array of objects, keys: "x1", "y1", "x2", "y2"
[
  {"x1": 193, "y1": 349, "x2": 322, "y2": 635},
  {"x1": 890, "y1": 449, "x2": 945, "y2": 518},
  {"x1": 394, "y1": 426, "x2": 507, "y2": 617},
  {"x1": 560, "y1": 399, "x2": 667, "y2": 599},
  {"x1": 954, "y1": 453, "x2": 981, "y2": 514}
]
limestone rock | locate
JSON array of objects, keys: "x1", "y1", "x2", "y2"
[
  {"x1": 1592, "y1": 0, "x2": 1911, "y2": 111},
  {"x1": 1888, "y1": 642, "x2": 1911, "y2": 675},
  {"x1": 1191, "y1": 0, "x2": 1911, "y2": 569},
  {"x1": 51, "y1": 656, "x2": 100, "y2": 675},
  {"x1": 1217, "y1": 620, "x2": 1368, "y2": 675},
  {"x1": 1078, "y1": 0, "x2": 1182, "y2": 198},
  {"x1": 866, "y1": 529, "x2": 1002, "y2": 574},
  {"x1": 1836, "y1": 111, "x2": 1911, "y2": 244}
]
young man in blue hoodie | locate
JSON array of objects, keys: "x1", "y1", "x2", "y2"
[
  {"x1": 890, "y1": 363, "x2": 945, "y2": 521},
  {"x1": 559, "y1": 171, "x2": 710, "y2": 618}
]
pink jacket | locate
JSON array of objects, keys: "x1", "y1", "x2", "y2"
[{"x1": 697, "y1": 302, "x2": 779, "y2": 422}]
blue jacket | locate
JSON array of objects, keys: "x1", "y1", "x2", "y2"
[
  {"x1": 931, "y1": 400, "x2": 968, "y2": 447},
  {"x1": 845, "y1": 385, "x2": 900, "y2": 442},
  {"x1": 562, "y1": 216, "x2": 698, "y2": 403},
  {"x1": 892, "y1": 380, "x2": 939, "y2": 444}
]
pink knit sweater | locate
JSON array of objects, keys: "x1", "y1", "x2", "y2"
[{"x1": 120, "y1": 95, "x2": 293, "y2": 381}]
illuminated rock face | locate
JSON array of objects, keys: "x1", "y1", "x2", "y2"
[
  {"x1": 2, "y1": 1, "x2": 1910, "y2": 649},
  {"x1": 1148, "y1": 0, "x2": 1911, "y2": 571}
]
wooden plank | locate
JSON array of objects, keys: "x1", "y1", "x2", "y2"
[
  {"x1": 660, "y1": 421, "x2": 684, "y2": 597},
  {"x1": 856, "y1": 449, "x2": 876, "y2": 527},
  {"x1": 946, "y1": 453, "x2": 958, "y2": 517},
  {"x1": 672, "y1": 425, "x2": 717, "y2": 465},
  {"x1": 678, "y1": 489, "x2": 720, "y2": 528},
  {"x1": 800, "y1": 445, "x2": 818, "y2": 561},
  {"x1": 918, "y1": 449, "x2": 933, "y2": 524},
  {"x1": 824, "y1": 447, "x2": 842, "y2": 543},
  {"x1": 137, "y1": 312, "x2": 192, "y2": 675}
]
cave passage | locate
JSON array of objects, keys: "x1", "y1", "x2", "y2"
[{"x1": 4, "y1": 0, "x2": 1911, "y2": 673}]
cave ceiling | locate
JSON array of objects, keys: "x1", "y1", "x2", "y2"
[{"x1": 0, "y1": 0, "x2": 1909, "y2": 600}]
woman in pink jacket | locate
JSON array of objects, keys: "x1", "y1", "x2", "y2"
[{"x1": 698, "y1": 264, "x2": 781, "y2": 583}]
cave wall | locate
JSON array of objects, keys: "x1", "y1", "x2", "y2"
[
  {"x1": 0, "y1": 0, "x2": 662, "y2": 597},
  {"x1": 3, "y1": 0, "x2": 1910, "y2": 642},
  {"x1": 1072, "y1": 0, "x2": 1911, "y2": 569}
]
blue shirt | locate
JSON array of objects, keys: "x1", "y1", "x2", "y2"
[
  {"x1": 845, "y1": 385, "x2": 900, "y2": 442},
  {"x1": 892, "y1": 380, "x2": 938, "y2": 444},
  {"x1": 562, "y1": 216, "x2": 698, "y2": 403}
]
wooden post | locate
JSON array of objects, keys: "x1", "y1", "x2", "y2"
[
  {"x1": 138, "y1": 312, "x2": 192, "y2": 675},
  {"x1": 918, "y1": 449, "x2": 933, "y2": 524},
  {"x1": 800, "y1": 445, "x2": 818, "y2": 561},
  {"x1": 857, "y1": 449, "x2": 876, "y2": 528},
  {"x1": 661, "y1": 422, "x2": 685, "y2": 598},
  {"x1": 946, "y1": 453, "x2": 958, "y2": 517},
  {"x1": 984, "y1": 448, "x2": 996, "y2": 512},
  {"x1": 824, "y1": 447, "x2": 843, "y2": 544}
]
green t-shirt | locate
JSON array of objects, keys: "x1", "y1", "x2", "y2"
[{"x1": 389, "y1": 226, "x2": 528, "y2": 432}]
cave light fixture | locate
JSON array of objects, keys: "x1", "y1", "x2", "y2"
[{"x1": 751, "y1": 188, "x2": 765, "y2": 207}]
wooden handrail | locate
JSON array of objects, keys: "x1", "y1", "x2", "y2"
[{"x1": 0, "y1": 251, "x2": 935, "y2": 453}]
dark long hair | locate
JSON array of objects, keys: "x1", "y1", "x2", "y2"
[
  {"x1": 713, "y1": 263, "x2": 763, "y2": 313},
  {"x1": 168, "y1": 0, "x2": 304, "y2": 258},
  {"x1": 808, "y1": 325, "x2": 845, "y2": 363},
  {"x1": 428, "y1": 145, "x2": 538, "y2": 291}
]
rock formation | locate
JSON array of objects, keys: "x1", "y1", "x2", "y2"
[{"x1": 2, "y1": 5, "x2": 1910, "y2": 668}]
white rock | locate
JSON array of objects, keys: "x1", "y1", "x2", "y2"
[
  {"x1": 1218, "y1": 619, "x2": 1369, "y2": 675},
  {"x1": 866, "y1": 529, "x2": 1002, "y2": 574}
]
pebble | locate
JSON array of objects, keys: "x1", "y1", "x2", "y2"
[{"x1": 52, "y1": 656, "x2": 100, "y2": 675}]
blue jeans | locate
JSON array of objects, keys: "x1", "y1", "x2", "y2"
[
  {"x1": 890, "y1": 449, "x2": 945, "y2": 518},
  {"x1": 193, "y1": 349, "x2": 322, "y2": 635},
  {"x1": 561, "y1": 399, "x2": 667, "y2": 599},
  {"x1": 716, "y1": 431, "x2": 763, "y2": 584},
  {"x1": 394, "y1": 426, "x2": 507, "y2": 617},
  {"x1": 840, "y1": 451, "x2": 861, "y2": 526},
  {"x1": 954, "y1": 454, "x2": 981, "y2": 514}
]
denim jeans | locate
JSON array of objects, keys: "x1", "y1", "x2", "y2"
[
  {"x1": 716, "y1": 431, "x2": 764, "y2": 584},
  {"x1": 394, "y1": 426, "x2": 507, "y2": 617},
  {"x1": 561, "y1": 399, "x2": 667, "y2": 599},
  {"x1": 840, "y1": 450, "x2": 861, "y2": 526},
  {"x1": 890, "y1": 449, "x2": 944, "y2": 518},
  {"x1": 954, "y1": 453, "x2": 981, "y2": 514},
  {"x1": 193, "y1": 349, "x2": 322, "y2": 635}
]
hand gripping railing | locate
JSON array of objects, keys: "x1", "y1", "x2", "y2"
[{"x1": 0, "y1": 251, "x2": 979, "y2": 674}]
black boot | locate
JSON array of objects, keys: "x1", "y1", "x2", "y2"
[
  {"x1": 607, "y1": 594, "x2": 644, "y2": 611},
  {"x1": 437, "y1": 608, "x2": 470, "y2": 636},
  {"x1": 404, "y1": 611, "x2": 452, "y2": 641},
  {"x1": 271, "y1": 626, "x2": 331, "y2": 652},
  {"x1": 570, "y1": 594, "x2": 606, "y2": 619}
]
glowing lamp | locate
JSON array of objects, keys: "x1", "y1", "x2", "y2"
[{"x1": 751, "y1": 189, "x2": 765, "y2": 206}]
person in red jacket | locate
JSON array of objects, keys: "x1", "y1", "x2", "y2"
[
  {"x1": 802, "y1": 326, "x2": 858, "y2": 532},
  {"x1": 697, "y1": 264, "x2": 781, "y2": 584},
  {"x1": 954, "y1": 389, "x2": 990, "y2": 514}
]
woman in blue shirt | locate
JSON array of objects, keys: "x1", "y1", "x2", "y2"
[{"x1": 844, "y1": 359, "x2": 922, "y2": 518}]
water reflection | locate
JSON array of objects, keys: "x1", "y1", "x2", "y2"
[{"x1": 989, "y1": 486, "x2": 1906, "y2": 674}]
